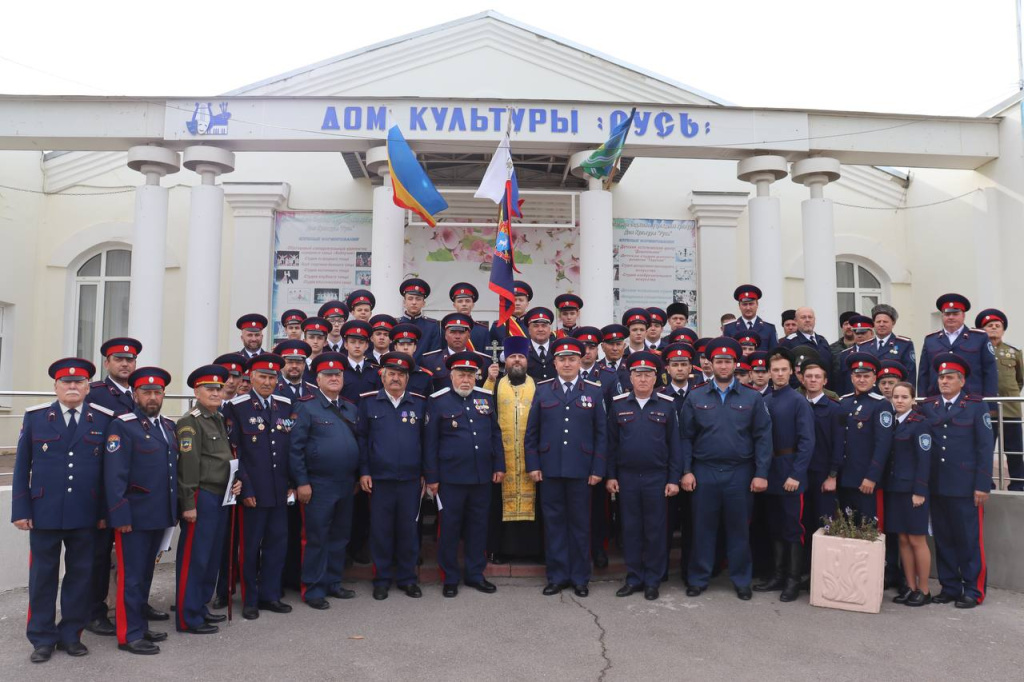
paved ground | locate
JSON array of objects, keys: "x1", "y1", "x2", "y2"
[{"x1": 0, "y1": 566, "x2": 1021, "y2": 681}]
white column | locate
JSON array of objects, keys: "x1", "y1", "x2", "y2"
[
  {"x1": 737, "y1": 156, "x2": 788, "y2": 327},
  {"x1": 974, "y1": 187, "x2": 1004, "y2": 307},
  {"x1": 181, "y1": 146, "x2": 235, "y2": 375},
  {"x1": 792, "y1": 158, "x2": 841, "y2": 335},
  {"x1": 569, "y1": 151, "x2": 615, "y2": 324},
  {"x1": 126, "y1": 146, "x2": 180, "y2": 364},
  {"x1": 224, "y1": 182, "x2": 291, "y2": 339},
  {"x1": 366, "y1": 146, "x2": 406, "y2": 317},
  {"x1": 689, "y1": 191, "x2": 750, "y2": 336}
]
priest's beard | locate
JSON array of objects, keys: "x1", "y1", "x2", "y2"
[{"x1": 506, "y1": 365, "x2": 527, "y2": 385}]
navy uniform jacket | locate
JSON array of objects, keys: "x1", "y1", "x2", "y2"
[
  {"x1": 918, "y1": 328, "x2": 998, "y2": 405},
  {"x1": 885, "y1": 411, "x2": 932, "y2": 497},
  {"x1": 424, "y1": 387, "x2": 504, "y2": 485},
  {"x1": 469, "y1": 322, "x2": 490, "y2": 354},
  {"x1": 763, "y1": 386, "x2": 815, "y2": 494},
  {"x1": 275, "y1": 379, "x2": 317, "y2": 402},
  {"x1": 420, "y1": 348, "x2": 492, "y2": 393},
  {"x1": 833, "y1": 343, "x2": 873, "y2": 395},
  {"x1": 658, "y1": 380, "x2": 703, "y2": 416},
  {"x1": 866, "y1": 335, "x2": 917, "y2": 388},
  {"x1": 407, "y1": 367, "x2": 435, "y2": 396},
  {"x1": 11, "y1": 401, "x2": 114, "y2": 528},
  {"x1": 527, "y1": 341, "x2": 557, "y2": 384},
  {"x1": 919, "y1": 394, "x2": 994, "y2": 497},
  {"x1": 341, "y1": 360, "x2": 382, "y2": 403},
  {"x1": 607, "y1": 392, "x2": 683, "y2": 483},
  {"x1": 595, "y1": 358, "x2": 631, "y2": 395},
  {"x1": 806, "y1": 394, "x2": 844, "y2": 477},
  {"x1": 225, "y1": 393, "x2": 293, "y2": 507},
  {"x1": 104, "y1": 409, "x2": 178, "y2": 530},
  {"x1": 838, "y1": 391, "x2": 894, "y2": 489},
  {"x1": 580, "y1": 364, "x2": 622, "y2": 407},
  {"x1": 356, "y1": 390, "x2": 427, "y2": 481},
  {"x1": 678, "y1": 381, "x2": 773, "y2": 478},
  {"x1": 88, "y1": 377, "x2": 135, "y2": 416},
  {"x1": 489, "y1": 317, "x2": 525, "y2": 346},
  {"x1": 524, "y1": 378, "x2": 608, "y2": 479},
  {"x1": 723, "y1": 317, "x2": 778, "y2": 351},
  {"x1": 399, "y1": 314, "x2": 441, "y2": 358},
  {"x1": 780, "y1": 333, "x2": 833, "y2": 376},
  {"x1": 288, "y1": 390, "x2": 360, "y2": 487}
]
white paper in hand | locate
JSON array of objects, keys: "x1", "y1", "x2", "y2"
[{"x1": 222, "y1": 460, "x2": 240, "y2": 506}]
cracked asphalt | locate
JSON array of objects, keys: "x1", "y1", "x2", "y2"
[{"x1": 0, "y1": 566, "x2": 1021, "y2": 681}]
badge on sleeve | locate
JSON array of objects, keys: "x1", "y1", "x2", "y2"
[
  {"x1": 988, "y1": 342, "x2": 996, "y2": 356},
  {"x1": 919, "y1": 434, "x2": 931, "y2": 451},
  {"x1": 983, "y1": 413, "x2": 992, "y2": 430},
  {"x1": 106, "y1": 435, "x2": 120, "y2": 452},
  {"x1": 880, "y1": 412, "x2": 893, "y2": 428}
]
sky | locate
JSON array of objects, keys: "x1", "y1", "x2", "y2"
[{"x1": 1, "y1": 1, "x2": 1020, "y2": 116}]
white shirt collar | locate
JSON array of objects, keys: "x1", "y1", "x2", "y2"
[
  {"x1": 347, "y1": 356, "x2": 364, "y2": 371},
  {"x1": 876, "y1": 334, "x2": 891, "y2": 345},
  {"x1": 945, "y1": 325, "x2": 966, "y2": 341},
  {"x1": 944, "y1": 392, "x2": 962, "y2": 407},
  {"x1": 806, "y1": 392, "x2": 824, "y2": 405},
  {"x1": 386, "y1": 391, "x2": 404, "y2": 408},
  {"x1": 896, "y1": 411, "x2": 911, "y2": 424}
]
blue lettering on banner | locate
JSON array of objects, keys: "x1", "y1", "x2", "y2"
[
  {"x1": 410, "y1": 106, "x2": 428, "y2": 130},
  {"x1": 322, "y1": 106, "x2": 388, "y2": 131}
]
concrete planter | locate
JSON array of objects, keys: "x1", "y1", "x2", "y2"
[{"x1": 809, "y1": 528, "x2": 886, "y2": 614}]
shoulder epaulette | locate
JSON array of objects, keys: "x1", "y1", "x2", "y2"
[
  {"x1": 230, "y1": 394, "x2": 250, "y2": 405},
  {"x1": 613, "y1": 392, "x2": 630, "y2": 401},
  {"x1": 971, "y1": 328, "x2": 987, "y2": 334},
  {"x1": 964, "y1": 394, "x2": 983, "y2": 402},
  {"x1": 420, "y1": 367, "x2": 434, "y2": 376},
  {"x1": 827, "y1": 395, "x2": 841, "y2": 404},
  {"x1": 584, "y1": 379, "x2": 601, "y2": 388},
  {"x1": 840, "y1": 392, "x2": 854, "y2": 400},
  {"x1": 90, "y1": 381, "x2": 105, "y2": 388},
  {"x1": 272, "y1": 394, "x2": 291, "y2": 405},
  {"x1": 25, "y1": 402, "x2": 51, "y2": 413},
  {"x1": 409, "y1": 392, "x2": 426, "y2": 399},
  {"x1": 693, "y1": 380, "x2": 708, "y2": 390},
  {"x1": 868, "y1": 392, "x2": 884, "y2": 400},
  {"x1": 657, "y1": 393, "x2": 674, "y2": 401},
  {"x1": 89, "y1": 402, "x2": 115, "y2": 416},
  {"x1": 839, "y1": 345, "x2": 856, "y2": 354},
  {"x1": 475, "y1": 321, "x2": 487, "y2": 327},
  {"x1": 341, "y1": 396, "x2": 355, "y2": 405},
  {"x1": 895, "y1": 334, "x2": 912, "y2": 342},
  {"x1": 430, "y1": 387, "x2": 451, "y2": 398},
  {"x1": 473, "y1": 386, "x2": 493, "y2": 395},
  {"x1": 906, "y1": 412, "x2": 924, "y2": 422},
  {"x1": 537, "y1": 378, "x2": 555, "y2": 385},
  {"x1": 359, "y1": 390, "x2": 378, "y2": 398},
  {"x1": 297, "y1": 394, "x2": 314, "y2": 402},
  {"x1": 1006, "y1": 343, "x2": 1021, "y2": 352},
  {"x1": 926, "y1": 330, "x2": 943, "y2": 337},
  {"x1": 599, "y1": 365, "x2": 615, "y2": 373},
  {"x1": 421, "y1": 349, "x2": 442, "y2": 356},
  {"x1": 740, "y1": 383, "x2": 759, "y2": 390},
  {"x1": 785, "y1": 332, "x2": 798, "y2": 340},
  {"x1": 118, "y1": 412, "x2": 138, "y2": 422},
  {"x1": 421, "y1": 316, "x2": 437, "y2": 323},
  {"x1": 189, "y1": 408, "x2": 202, "y2": 417},
  {"x1": 473, "y1": 351, "x2": 490, "y2": 359}
]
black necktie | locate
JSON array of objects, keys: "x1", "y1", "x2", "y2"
[
  {"x1": 563, "y1": 381, "x2": 572, "y2": 395},
  {"x1": 945, "y1": 402, "x2": 952, "y2": 412},
  {"x1": 538, "y1": 346, "x2": 546, "y2": 362},
  {"x1": 66, "y1": 408, "x2": 77, "y2": 435},
  {"x1": 292, "y1": 384, "x2": 301, "y2": 398},
  {"x1": 332, "y1": 399, "x2": 340, "y2": 410}
]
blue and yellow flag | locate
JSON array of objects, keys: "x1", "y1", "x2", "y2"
[{"x1": 387, "y1": 126, "x2": 448, "y2": 227}]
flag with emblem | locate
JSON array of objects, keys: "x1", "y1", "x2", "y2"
[
  {"x1": 580, "y1": 107, "x2": 636, "y2": 189},
  {"x1": 480, "y1": 135, "x2": 524, "y2": 333}
]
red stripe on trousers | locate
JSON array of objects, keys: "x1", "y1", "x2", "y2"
[
  {"x1": 798, "y1": 494, "x2": 806, "y2": 546},
  {"x1": 875, "y1": 489, "x2": 885, "y2": 533},
  {"x1": 26, "y1": 551, "x2": 32, "y2": 626},
  {"x1": 237, "y1": 508, "x2": 246, "y2": 604},
  {"x1": 114, "y1": 531, "x2": 129, "y2": 644},
  {"x1": 977, "y1": 505, "x2": 987, "y2": 604},
  {"x1": 299, "y1": 503, "x2": 307, "y2": 601},
  {"x1": 176, "y1": 516, "x2": 197, "y2": 631}
]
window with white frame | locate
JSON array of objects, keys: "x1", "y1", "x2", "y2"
[
  {"x1": 75, "y1": 249, "x2": 131, "y2": 367},
  {"x1": 836, "y1": 260, "x2": 883, "y2": 316}
]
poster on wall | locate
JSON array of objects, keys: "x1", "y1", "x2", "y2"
[
  {"x1": 271, "y1": 211, "x2": 373, "y2": 342},
  {"x1": 612, "y1": 218, "x2": 697, "y2": 327}
]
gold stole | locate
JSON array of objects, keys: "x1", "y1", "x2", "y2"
[{"x1": 496, "y1": 375, "x2": 537, "y2": 521}]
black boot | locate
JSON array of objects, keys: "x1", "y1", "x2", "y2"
[
  {"x1": 780, "y1": 543, "x2": 803, "y2": 603},
  {"x1": 753, "y1": 541, "x2": 786, "y2": 592}
]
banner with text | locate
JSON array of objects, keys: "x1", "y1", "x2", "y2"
[{"x1": 612, "y1": 218, "x2": 697, "y2": 327}]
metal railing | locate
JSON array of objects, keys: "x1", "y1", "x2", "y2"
[{"x1": 1, "y1": 391, "x2": 1021, "y2": 491}]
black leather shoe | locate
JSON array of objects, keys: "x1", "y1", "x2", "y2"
[
  {"x1": 644, "y1": 586, "x2": 660, "y2": 601},
  {"x1": 573, "y1": 584, "x2": 589, "y2": 598},
  {"x1": 442, "y1": 584, "x2": 459, "y2": 598},
  {"x1": 892, "y1": 587, "x2": 913, "y2": 604},
  {"x1": 143, "y1": 630, "x2": 168, "y2": 643},
  {"x1": 931, "y1": 592, "x2": 958, "y2": 604},
  {"x1": 735, "y1": 586, "x2": 753, "y2": 601},
  {"x1": 372, "y1": 585, "x2": 389, "y2": 600},
  {"x1": 685, "y1": 585, "x2": 706, "y2": 597},
  {"x1": 258, "y1": 600, "x2": 293, "y2": 613},
  {"x1": 616, "y1": 583, "x2": 642, "y2": 597},
  {"x1": 204, "y1": 612, "x2": 226, "y2": 624},
  {"x1": 85, "y1": 617, "x2": 115, "y2": 636},
  {"x1": 487, "y1": 552, "x2": 509, "y2": 565},
  {"x1": 242, "y1": 606, "x2": 260, "y2": 620},
  {"x1": 56, "y1": 641, "x2": 88, "y2": 656},
  {"x1": 209, "y1": 596, "x2": 228, "y2": 610},
  {"x1": 328, "y1": 586, "x2": 355, "y2": 600},
  {"x1": 955, "y1": 596, "x2": 979, "y2": 609},
  {"x1": 143, "y1": 603, "x2": 169, "y2": 621},
  {"x1": 176, "y1": 623, "x2": 219, "y2": 634},
  {"x1": 398, "y1": 584, "x2": 422, "y2": 598},
  {"x1": 30, "y1": 645, "x2": 54, "y2": 663},
  {"x1": 119, "y1": 640, "x2": 160, "y2": 655},
  {"x1": 593, "y1": 550, "x2": 609, "y2": 569},
  {"x1": 305, "y1": 597, "x2": 330, "y2": 610},
  {"x1": 466, "y1": 579, "x2": 497, "y2": 594},
  {"x1": 905, "y1": 591, "x2": 932, "y2": 607},
  {"x1": 543, "y1": 582, "x2": 568, "y2": 596}
]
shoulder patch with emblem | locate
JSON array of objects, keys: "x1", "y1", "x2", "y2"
[
  {"x1": 880, "y1": 411, "x2": 893, "y2": 428},
  {"x1": 918, "y1": 433, "x2": 931, "y2": 451},
  {"x1": 983, "y1": 413, "x2": 992, "y2": 430},
  {"x1": 106, "y1": 434, "x2": 121, "y2": 452}
]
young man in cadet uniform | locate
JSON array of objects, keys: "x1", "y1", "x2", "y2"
[
  {"x1": 281, "y1": 309, "x2": 307, "y2": 340},
  {"x1": 722, "y1": 285, "x2": 778, "y2": 351},
  {"x1": 918, "y1": 294, "x2": 997, "y2": 410},
  {"x1": 398, "y1": 278, "x2": 441, "y2": 359},
  {"x1": 449, "y1": 282, "x2": 491, "y2": 351},
  {"x1": 554, "y1": 293, "x2": 583, "y2": 340},
  {"x1": 977, "y1": 308, "x2": 1024, "y2": 491},
  {"x1": 346, "y1": 289, "x2": 376, "y2": 322},
  {"x1": 318, "y1": 300, "x2": 349, "y2": 354}
]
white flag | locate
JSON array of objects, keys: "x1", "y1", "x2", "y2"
[{"x1": 474, "y1": 134, "x2": 513, "y2": 204}]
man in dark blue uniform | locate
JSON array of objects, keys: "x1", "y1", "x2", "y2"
[
  {"x1": 224, "y1": 354, "x2": 294, "y2": 620},
  {"x1": 390, "y1": 323, "x2": 435, "y2": 395},
  {"x1": 357, "y1": 352, "x2": 427, "y2": 600},
  {"x1": 346, "y1": 289, "x2": 376, "y2": 322},
  {"x1": 798, "y1": 355, "x2": 844, "y2": 554},
  {"x1": 645, "y1": 307, "x2": 668, "y2": 350},
  {"x1": 870, "y1": 304, "x2": 916, "y2": 387},
  {"x1": 214, "y1": 352, "x2": 246, "y2": 402},
  {"x1": 489, "y1": 280, "x2": 532, "y2": 345},
  {"x1": 596, "y1": 324, "x2": 631, "y2": 393},
  {"x1": 289, "y1": 352, "x2": 361, "y2": 609},
  {"x1": 85, "y1": 337, "x2": 141, "y2": 637},
  {"x1": 780, "y1": 307, "x2": 833, "y2": 380},
  {"x1": 554, "y1": 293, "x2": 584, "y2": 340},
  {"x1": 722, "y1": 285, "x2": 778, "y2": 351},
  {"x1": 838, "y1": 353, "x2": 894, "y2": 527},
  {"x1": 339, "y1": 320, "x2": 382, "y2": 403},
  {"x1": 301, "y1": 317, "x2": 330, "y2": 384},
  {"x1": 525, "y1": 337, "x2": 608, "y2": 597},
  {"x1": 421, "y1": 313, "x2": 495, "y2": 392},
  {"x1": 834, "y1": 315, "x2": 878, "y2": 395},
  {"x1": 104, "y1": 366, "x2": 176, "y2": 655},
  {"x1": 237, "y1": 313, "x2": 269, "y2": 360},
  {"x1": 621, "y1": 308, "x2": 651, "y2": 357},
  {"x1": 919, "y1": 294, "x2": 998, "y2": 412},
  {"x1": 920, "y1": 353, "x2": 994, "y2": 608},
  {"x1": 525, "y1": 307, "x2": 557, "y2": 383},
  {"x1": 607, "y1": 352, "x2": 682, "y2": 601},
  {"x1": 449, "y1": 282, "x2": 491, "y2": 351},
  {"x1": 368, "y1": 314, "x2": 397, "y2": 365},
  {"x1": 753, "y1": 348, "x2": 814, "y2": 603},
  {"x1": 281, "y1": 309, "x2": 307, "y2": 340},
  {"x1": 274, "y1": 339, "x2": 317, "y2": 400},
  {"x1": 12, "y1": 358, "x2": 113, "y2": 663},
  {"x1": 318, "y1": 300, "x2": 349, "y2": 354},
  {"x1": 679, "y1": 337, "x2": 772, "y2": 600},
  {"x1": 398, "y1": 278, "x2": 440, "y2": 358},
  {"x1": 424, "y1": 352, "x2": 505, "y2": 597}
]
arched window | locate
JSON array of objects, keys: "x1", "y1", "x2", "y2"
[
  {"x1": 75, "y1": 248, "x2": 131, "y2": 366},
  {"x1": 836, "y1": 260, "x2": 882, "y2": 316}
]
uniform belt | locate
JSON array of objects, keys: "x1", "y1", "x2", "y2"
[{"x1": 773, "y1": 448, "x2": 795, "y2": 457}]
